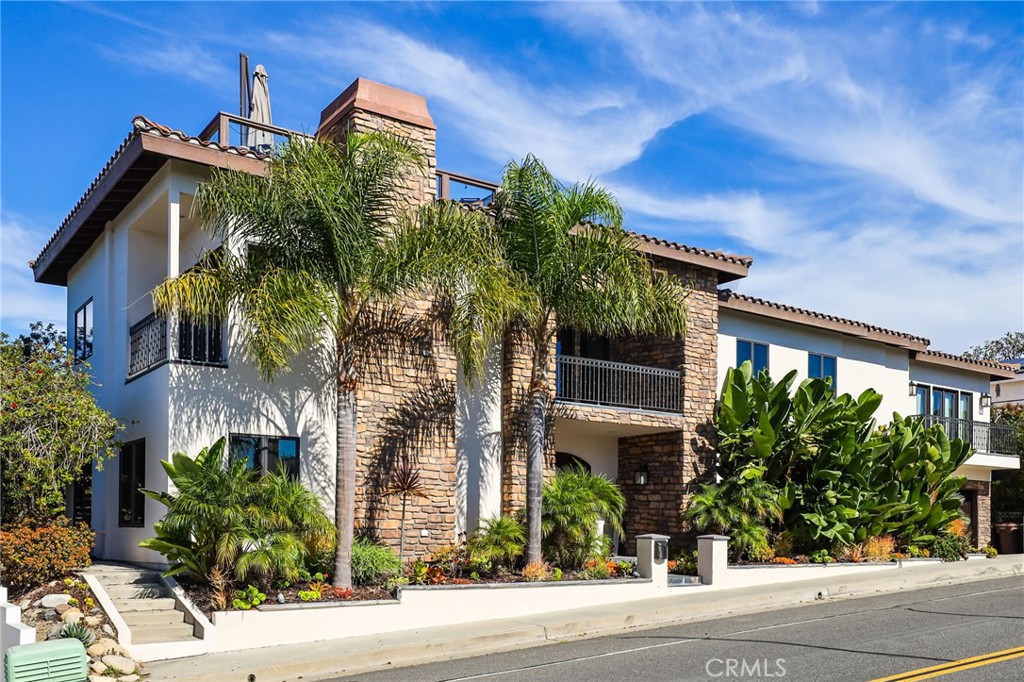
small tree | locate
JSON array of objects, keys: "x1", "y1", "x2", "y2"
[
  {"x1": 384, "y1": 462, "x2": 427, "y2": 561},
  {"x1": 0, "y1": 323, "x2": 120, "y2": 524}
]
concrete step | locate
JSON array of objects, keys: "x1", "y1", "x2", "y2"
[
  {"x1": 84, "y1": 569, "x2": 163, "y2": 585},
  {"x1": 129, "y1": 622, "x2": 197, "y2": 644},
  {"x1": 115, "y1": 598, "x2": 178, "y2": 612},
  {"x1": 121, "y1": 609, "x2": 186, "y2": 627},
  {"x1": 105, "y1": 582, "x2": 171, "y2": 600}
]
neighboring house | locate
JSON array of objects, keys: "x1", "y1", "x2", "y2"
[
  {"x1": 717, "y1": 291, "x2": 1018, "y2": 547},
  {"x1": 31, "y1": 77, "x2": 1017, "y2": 565},
  {"x1": 992, "y1": 358, "x2": 1024, "y2": 407}
]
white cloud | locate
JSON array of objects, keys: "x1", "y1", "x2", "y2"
[
  {"x1": 97, "y1": 43, "x2": 233, "y2": 90},
  {"x1": 1, "y1": 215, "x2": 66, "y2": 334}
]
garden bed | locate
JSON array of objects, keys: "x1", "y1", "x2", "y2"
[{"x1": 9, "y1": 575, "x2": 112, "y2": 644}]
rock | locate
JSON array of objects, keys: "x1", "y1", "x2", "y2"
[
  {"x1": 90, "y1": 660, "x2": 107, "y2": 673},
  {"x1": 120, "y1": 676, "x2": 141, "y2": 682},
  {"x1": 90, "y1": 607, "x2": 102, "y2": 615},
  {"x1": 101, "y1": 654, "x2": 136, "y2": 675},
  {"x1": 85, "y1": 616, "x2": 102, "y2": 627},
  {"x1": 19, "y1": 599, "x2": 30, "y2": 609},
  {"x1": 61, "y1": 608, "x2": 83, "y2": 624},
  {"x1": 42, "y1": 609, "x2": 58, "y2": 621},
  {"x1": 56, "y1": 603, "x2": 72, "y2": 615},
  {"x1": 39, "y1": 593, "x2": 72, "y2": 608},
  {"x1": 102, "y1": 624, "x2": 115, "y2": 637},
  {"x1": 87, "y1": 638, "x2": 121, "y2": 657},
  {"x1": 88, "y1": 676, "x2": 117, "y2": 682},
  {"x1": 46, "y1": 625, "x2": 64, "y2": 640}
]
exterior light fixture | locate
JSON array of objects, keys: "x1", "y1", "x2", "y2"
[
  {"x1": 908, "y1": 381, "x2": 917, "y2": 397},
  {"x1": 980, "y1": 393, "x2": 992, "y2": 409},
  {"x1": 635, "y1": 465, "x2": 649, "y2": 486}
]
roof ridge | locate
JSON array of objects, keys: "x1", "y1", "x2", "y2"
[
  {"x1": 621, "y1": 228, "x2": 754, "y2": 267},
  {"x1": 719, "y1": 289, "x2": 931, "y2": 344}
]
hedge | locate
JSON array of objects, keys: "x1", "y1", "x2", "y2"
[{"x1": 0, "y1": 522, "x2": 95, "y2": 590}]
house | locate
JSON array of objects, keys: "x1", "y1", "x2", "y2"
[
  {"x1": 716, "y1": 290, "x2": 1018, "y2": 547},
  {"x1": 31, "y1": 77, "x2": 1017, "y2": 565},
  {"x1": 992, "y1": 359, "x2": 1024, "y2": 407}
]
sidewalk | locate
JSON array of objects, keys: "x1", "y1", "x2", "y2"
[{"x1": 146, "y1": 555, "x2": 1022, "y2": 682}]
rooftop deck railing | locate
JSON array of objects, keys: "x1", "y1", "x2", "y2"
[
  {"x1": 920, "y1": 415, "x2": 1016, "y2": 456},
  {"x1": 198, "y1": 112, "x2": 306, "y2": 153},
  {"x1": 555, "y1": 354, "x2": 681, "y2": 414},
  {"x1": 437, "y1": 170, "x2": 498, "y2": 205}
]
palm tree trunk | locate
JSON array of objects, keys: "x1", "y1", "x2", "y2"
[
  {"x1": 334, "y1": 339, "x2": 357, "y2": 589},
  {"x1": 525, "y1": 331, "x2": 550, "y2": 565}
]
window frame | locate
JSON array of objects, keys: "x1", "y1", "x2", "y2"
[
  {"x1": 118, "y1": 439, "x2": 146, "y2": 528},
  {"x1": 914, "y1": 383, "x2": 976, "y2": 419},
  {"x1": 228, "y1": 433, "x2": 301, "y2": 480},
  {"x1": 736, "y1": 339, "x2": 769, "y2": 375},
  {"x1": 74, "y1": 298, "x2": 94, "y2": 361},
  {"x1": 808, "y1": 352, "x2": 838, "y2": 391}
]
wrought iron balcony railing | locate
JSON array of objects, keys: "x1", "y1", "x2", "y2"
[
  {"x1": 555, "y1": 354, "x2": 681, "y2": 414},
  {"x1": 128, "y1": 313, "x2": 226, "y2": 379},
  {"x1": 920, "y1": 415, "x2": 1016, "y2": 456}
]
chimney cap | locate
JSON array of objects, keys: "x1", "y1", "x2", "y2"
[{"x1": 318, "y1": 77, "x2": 435, "y2": 134}]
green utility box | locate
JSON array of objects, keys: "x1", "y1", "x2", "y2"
[{"x1": 5, "y1": 638, "x2": 87, "y2": 682}]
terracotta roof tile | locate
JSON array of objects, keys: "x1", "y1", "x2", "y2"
[
  {"x1": 33, "y1": 116, "x2": 270, "y2": 268},
  {"x1": 919, "y1": 349, "x2": 1018, "y2": 374},
  {"x1": 719, "y1": 289, "x2": 931, "y2": 346},
  {"x1": 626, "y1": 230, "x2": 754, "y2": 268}
]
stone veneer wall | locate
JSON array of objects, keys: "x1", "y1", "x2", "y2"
[
  {"x1": 962, "y1": 479, "x2": 992, "y2": 549},
  {"x1": 333, "y1": 95, "x2": 455, "y2": 556},
  {"x1": 613, "y1": 259, "x2": 721, "y2": 551}
]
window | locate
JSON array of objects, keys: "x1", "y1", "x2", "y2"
[
  {"x1": 118, "y1": 440, "x2": 146, "y2": 527},
  {"x1": 736, "y1": 339, "x2": 769, "y2": 374},
  {"x1": 229, "y1": 434, "x2": 300, "y2": 479},
  {"x1": 914, "y1": 384, "x2": 974, "y2": 419},
  {"x1": 808, "y1": 353, "x2": 838, "y2": 391},
  {"x1": 74, "y1": 299, "x2": 94, "y2": 361}
]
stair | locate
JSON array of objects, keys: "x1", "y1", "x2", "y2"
[{"x1": 82, "y1": 563, "x2": 201, "y2": 646}]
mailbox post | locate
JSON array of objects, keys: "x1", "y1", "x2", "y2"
[
  {"x1": 697, "y1": 534, "x2": 730, "y2": 585},
  {"x1": 636, "y1": 533, "x2": 670, "y2": 588}
]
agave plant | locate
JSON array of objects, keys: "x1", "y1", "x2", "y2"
[{"x1": 60, "y1": 622, "x2": 95, "y2": 647}]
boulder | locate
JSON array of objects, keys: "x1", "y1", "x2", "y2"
[
  {"x1": 55, "y1": 603, "x2": 72, "y2": 615},
  {"x1": 90, "y1": 660, "x2": 107, "y2": 673},
  {"x1": 100, "y1": 654, "x2": 136, "y2": 675},
  {"x1": 61, "y1": 608, "x2": 83, "y2": 624},
  {"x1": 39, "y1": 593, "x2": 72, "y2": 608},
  {"x1": 87, "y1": 638, "x2": 121, "y2": 657},
  {"x1": 85, "y1": 616, "x2": 102, "y2": 627},
  {"x1": 87, "y1": 676, "x2": 117, "y2": 682},
  {"x1": 42, "y1": 609, "x2": 57, "y2": 621},
  {"x1": 46, "y1": 625, "x2": 64, "y2": 640},
  {"x1": 102, "y1": 624, "x2": 116, "y2": 637},
  {"x1": 120, "y1": 676, "x2": 141, "y2": 682}
]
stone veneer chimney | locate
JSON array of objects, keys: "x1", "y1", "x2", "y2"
[{"x1": 316, "y1": 78, "x2": 437, "y2": 209}]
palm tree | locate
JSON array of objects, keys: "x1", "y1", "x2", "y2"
[
  {"x1": 541, "y1": 466, "x2": 626, "y2": 569},
  {"x1": 153, "y1": 135, "x2": 510, "y2": 587},
  {"x1": 490, "y1": 156, "x2": 690, "y2": 562}
]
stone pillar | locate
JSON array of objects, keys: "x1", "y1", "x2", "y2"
[
  {"x1": 636, "y1": 533, "x2": 670, "y2": 588},
  {"x1": 615, "y1": 259, "x2": 720, "y2": 550},
  {"x1": 317, "y1": 77, "x2": 437, "y2": 210},
  {"x1": 697, "y1": 534, "x2": 730, "y2": 586}
]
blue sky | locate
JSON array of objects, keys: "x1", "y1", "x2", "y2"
[{"x1": 2, "y1": 1, "x2": 1022, "y2": 352}]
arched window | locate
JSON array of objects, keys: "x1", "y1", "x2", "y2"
[{"x1": 554, "y1": 452, "x2": 592, "y2": 474}]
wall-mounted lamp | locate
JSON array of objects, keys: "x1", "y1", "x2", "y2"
[
  {"x1": 908, "y1": 381, "x2": 917, "y2": 397},
  {"x1": 980, "y1": 393, "x2": 992, "y2": 409},
  {"x1": 634, "y1": 465, "x2": 649, "y2": 486}
]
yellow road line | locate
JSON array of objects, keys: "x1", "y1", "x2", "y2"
[{"x1": 869, "y1": 645, "x2": 1024, "y2": 682}]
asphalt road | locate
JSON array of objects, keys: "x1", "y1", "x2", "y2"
[{"x1": 335, "y1": 576, "x2": 1024, "y2": 682}]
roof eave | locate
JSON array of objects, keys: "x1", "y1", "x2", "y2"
[
  {"x1": 636, "y1": 239, "x2": 751, "y2": 282},
  {"x1": 720, "y1": 295, "x2": 929, "y2": 352},
  {"x1": 914, "y1": 352, "x2": 1017, "y2": 380}
]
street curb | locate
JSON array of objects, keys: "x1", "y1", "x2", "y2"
[{"x1": 147, "y1": 557, "x2": 1022, "y2": 682}]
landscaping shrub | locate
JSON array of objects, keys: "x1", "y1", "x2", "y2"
[
  {"x1": 931, "y1": 519, "x2": 972, "y2": 562},
  {"x1": 469, "y1": 515, "x2": 525, "y2": 571},
  {"x1": 863, "y1": 535, "x2": 896, "y2": 562},
  {"x1": 140, "y1": 437, "x2": 333, "y2": 586},
  {"x1": 0, "y1": 522, "x2": 95, "y2": 590},
  {"x1": 521, "y1": 561, "x2": 553, "y2": 582},
  {"x1": 351, "y1": 537, "x2": 402, "y2": 587},
  {"x1": 705, "y1": 362, "x2": 973, "y2": 554},
  {"x1": 541, "y1": 467, "x2": 624, "y2": 570}
]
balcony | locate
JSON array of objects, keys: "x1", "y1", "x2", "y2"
[
  {"x1": 555, "y1": 355, "x2": 681, "y2": 414},
  {"x1": 128, "y1": 313, "x2": 226, "y2": 379},
  {"x1": 198, "y1": 111, "x2": 306, "y2": 153},
  {"x1": 920, "y1": 415, "x2": 1016, "y2": 456}
]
